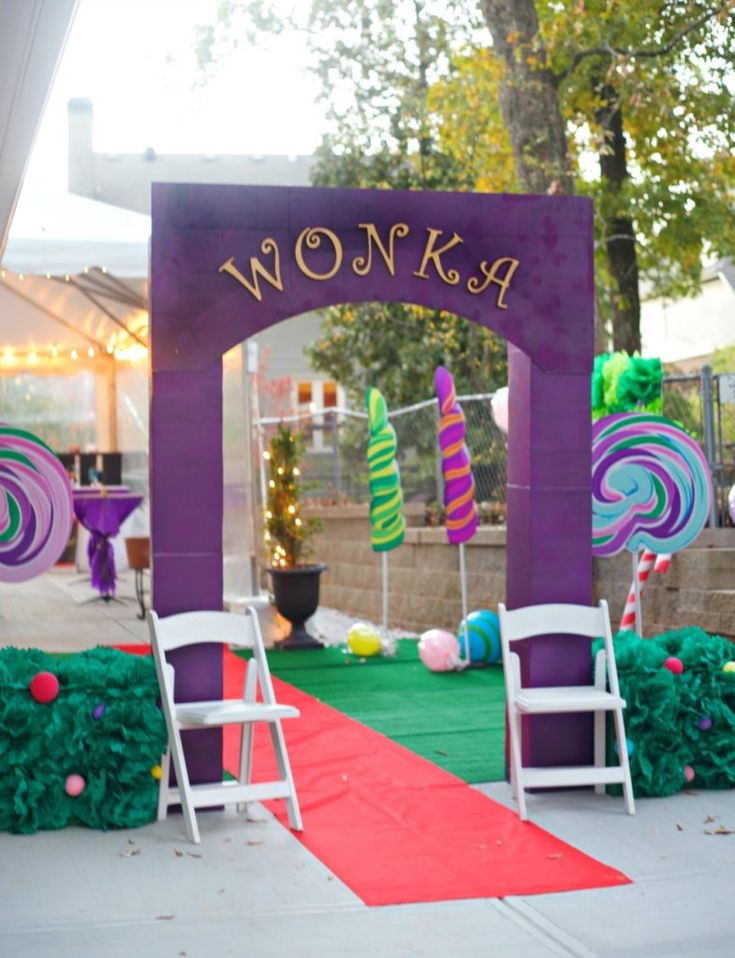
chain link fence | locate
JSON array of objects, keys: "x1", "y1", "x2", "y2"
[
  {"x1": 254, "y1": 367, "x2": 735, "y2": 526},
  {"x1": 254, "y1": 394, "x2": 507, "y2": 518}
]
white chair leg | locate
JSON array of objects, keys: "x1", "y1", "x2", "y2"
[
  {"x1": 612, "y1": 707, "x2": 636, "y2": 815},
  {"x1": 508, "y1": 706, "x2": 528, "y2": 821},
  {"x1": 237, "y1": 661, "x2": 258, "y2": 813},
  {"x1": 157, "y1": 746, "x2": 171, "y2": 821},
  {"x1": 593, "y1": 711, "x2": 606, "y2": 795},
  {"x1": 268, "y1": 721, "x2": 303, "y2": 831},
  {"x1": 169, "y1": 727, "x2": 201, "y2": 844}
]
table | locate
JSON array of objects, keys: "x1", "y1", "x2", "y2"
[{"x1": 72, "y1": 490, "x2": 143, "y2": 598}]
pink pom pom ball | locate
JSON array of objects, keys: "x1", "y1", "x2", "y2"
[
  {"x1": 664, "y1": 656, "x2": 684, "y2": 675},
  {"x1": 418, "y1": 629, "x2": 461, "y2": 672},
  {"x1": 29, "y1": 671, "x2": 60, "y2": 703},
  {"x1": 683, "y1": 765, "x2": 695, "y2": 784},
  {"x1": 64, "y1": 774, "x2": 86, "y2": 797}
]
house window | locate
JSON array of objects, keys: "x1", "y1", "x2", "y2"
[
  {"x1": 323, "y1": 381, "x2": 337, "y2": 408},
  {"x1": 297, "y1": 382, "x2": 313, "y2": 407}
]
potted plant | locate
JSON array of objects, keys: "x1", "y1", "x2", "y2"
[{"x1": 264, "y1": 422, "x2": 326, "y2": 649}]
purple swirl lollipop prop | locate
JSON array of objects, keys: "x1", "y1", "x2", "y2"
[
  {"x1": 592, "y1": 413, "x2": 711, "y2": 556},
  {"x1": 0, "y1": 423, "x2": 73, "y2": 582}
]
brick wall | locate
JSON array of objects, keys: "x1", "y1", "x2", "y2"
[{"x1": 307, "y1": 506, "x2": 735, "y2": 639}]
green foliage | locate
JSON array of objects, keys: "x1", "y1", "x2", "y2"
[
  {"x1": 265, "y1": 422, "x2": 321, "y2": 567},
  {"x1": 591, "y1": 351, "x2": 662, "y2": 420},
  {"x1": 598, "y1": 627, "x2": 735, "y2": 797},
  {"x1": 308, "y1": 301, "x2": 507, "y2": 411},
  {"x1": 0, "y1": 647, "x2": 166, "y2": 834}
]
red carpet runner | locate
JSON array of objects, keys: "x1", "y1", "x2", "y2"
[
  {"x1": 220, "y1": 649, "x2": 630, "y2": 906},
  {"x1": 118, "y1": 644, "x2": 629, "y2": 904}
]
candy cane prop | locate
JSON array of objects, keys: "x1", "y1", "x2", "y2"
[
  {"x1": 434, "y1": 366, "x2": 479, "y2": 665},
  {"x1": 619, "y1": 550, "x2": 672, "y2": 634}
]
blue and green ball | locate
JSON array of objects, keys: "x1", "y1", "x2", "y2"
[{"x1": 457, "y1": 609, "x2": 501, "y2": 665}]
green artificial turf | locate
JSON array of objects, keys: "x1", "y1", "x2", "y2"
[{"x1": 257, "y1": 639, "x2": 507, "y2": 784}]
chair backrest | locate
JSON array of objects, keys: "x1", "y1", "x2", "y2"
[
  {"x1": 498, "y1": 600, "x2": 621, "y2": 695},
  {"x1": 146, "y1": 607, "x2": 278, "y2": 704}
]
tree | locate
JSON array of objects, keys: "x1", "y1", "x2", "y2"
[
  {"x1": 479, "y1": 1, "x2": 735, "y2": 352},
  {"x1": 196, "y1": 1, "x2": 735, "y2": 361}
]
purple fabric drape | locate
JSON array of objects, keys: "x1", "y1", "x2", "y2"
[{"x1": 73, "y1": 492, "x2": 143, "y2": 596}]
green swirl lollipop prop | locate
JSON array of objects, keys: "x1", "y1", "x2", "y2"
[{"x1": 366, "y1": 387, "x2": 405, "y2": 632}]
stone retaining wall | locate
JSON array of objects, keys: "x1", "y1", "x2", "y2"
[{"x1": 306, "y1": 506, "x2": 735, "y2": 639}]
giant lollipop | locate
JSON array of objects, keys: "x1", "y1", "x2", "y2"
[
  {"x1": 435, "y1": 366, "x2": 478, "y2": 664},
  {"x1": 592, "y1": 412, "x2": 712, "y2": 633},
  {"x1": 0, "y1": 424, "x2": 74, "y2": 582},
  {"x1": 366, "y1": 387, "x2": 405, "y2": 631}
]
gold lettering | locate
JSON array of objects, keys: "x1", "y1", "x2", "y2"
[
  {"x1": 218, "y1": 239, "x2": 283, "y2": 302},
  {"x1": 294, "y1": 227, "x2": 343, "y2": 281},
  {"x1": 466, "y1": 257, "x2": 519, "y2": 308},
  {"x1": 413, "y1": 228, "x2": 463, "y2": 285},
  {"x1": 352, "y1": 222, "x2": 409, "y2": 277}
]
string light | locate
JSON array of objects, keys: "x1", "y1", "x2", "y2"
[
  {"x1": 293, "y1": 467, "x2": 301, "y2": 476},
  {"x1": 70, "y1": 349, "x2": 78, "y2": 360},
  {"x1": 268, "y1": 479, "x2": 275, "y2": 488}
]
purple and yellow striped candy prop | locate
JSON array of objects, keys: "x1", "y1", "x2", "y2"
[
  {"x1": 0, "y1": 424, "x2": 73, "y2": 582},
  {"x1": 592, "y1": 413, "x2": 711, "y2": 635},
  {"x1": 434, "y1": 366, "x2": 478, "y2": 545}
]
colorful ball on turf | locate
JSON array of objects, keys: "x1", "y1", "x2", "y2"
[
  {"x1": 457, "y1": 609, "x2": 501, "y2": 664},
  {"x1": 347, "y1": 622, "x2": 382, "y2": 657},
  {"x1": 29, "y1": 671, "x2": 59, "y2": 703},
  {"x1": 418, "y1": 629, "x2": 461, "y2": 672}
]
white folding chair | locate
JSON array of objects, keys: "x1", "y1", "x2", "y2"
[
  {"x1": 147, "y1": 606, "x2": 303, "y2": 844},
  {"x1": 498, "y1": 599, "x2": 635, "y2": 821}
]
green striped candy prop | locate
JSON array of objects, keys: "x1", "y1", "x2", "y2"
[
  {"x1": 365, "y1": 387, "x2": 405, "y2": 552},
  {"x1": 457, "y1": 609, "x2": 501, "y2": 665}
]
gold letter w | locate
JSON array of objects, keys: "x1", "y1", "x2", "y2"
[{"x1": 219, "y1": 238, "x2": 283, "y2": 302}]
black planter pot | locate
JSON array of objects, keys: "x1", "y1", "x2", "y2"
[{"x1": 268, "y1": 563, "x2": 327, "y2": 650}]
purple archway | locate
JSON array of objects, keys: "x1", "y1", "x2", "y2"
[{"x1": 151, "y1": 184, "x2": 594, "y2": 783}]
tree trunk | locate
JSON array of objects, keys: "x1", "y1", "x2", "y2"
[
  {"x1": 595, "y1": 81, "x2": 641, "y2": 354},
  {"x1": 481, "y1": 0, "x2": 573, "y2": 195}
]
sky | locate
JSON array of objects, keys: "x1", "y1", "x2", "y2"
[{"x1": 22, "y1": 0, "x2": 325, "y2": 193}]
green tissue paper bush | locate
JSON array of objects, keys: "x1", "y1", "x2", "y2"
[
  {"x1": 599, "y1": 628, "x2": 735, "y2": 797},
  {"x1": 0, "y1": 646, "x2": 167, "y2": 834}
]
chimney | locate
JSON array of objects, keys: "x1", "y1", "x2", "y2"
[{"x1": 68, "y1": 98, "x2": 95, "y2": 197}]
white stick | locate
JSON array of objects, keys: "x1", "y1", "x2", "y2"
[
  {"x1": 459, "y1": 542, "x2": 470, "y2": 665},
  {"x1": 382, "y1": 551, "x2": 388, "y2": 634},
  {"x1": 632, "y1": 549, "x2": 643, "y2": 636}
]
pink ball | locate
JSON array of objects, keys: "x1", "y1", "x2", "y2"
[
  {"x1": 65, "y1": 774, "x2": 86, "y2": 797},
  {"x1": 664, "y1": 656, "x2": 684, "y2": 675},
  {"x1": 683, "y1": 765, "x2": 695, "y2": 783},
  {"x1": 418, "y1": 629, "x2": 461, "y2": 672},
  {"x1": 29, "y1": 671, "x2": 59, "y2": 703}
]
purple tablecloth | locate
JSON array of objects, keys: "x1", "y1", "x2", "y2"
[{"x1": 73, "y1": 492, "x2": 143, "y2": 596}]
